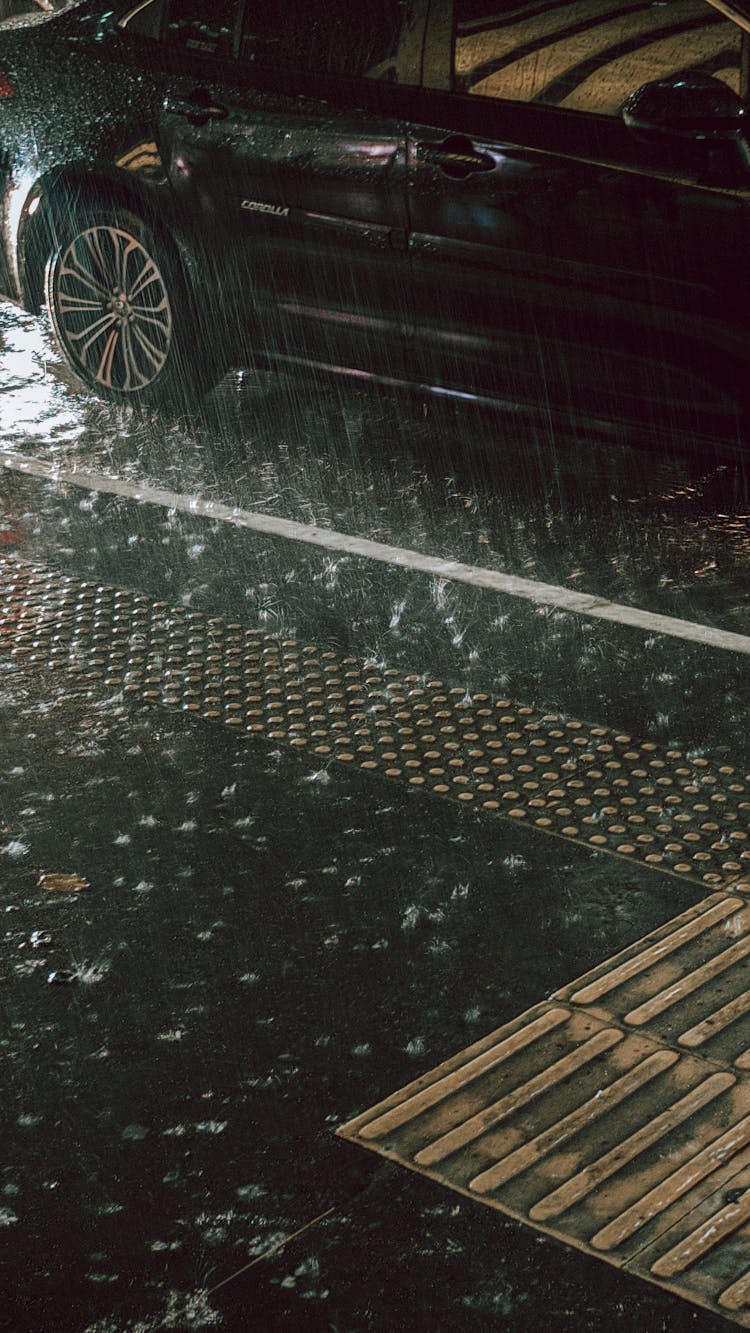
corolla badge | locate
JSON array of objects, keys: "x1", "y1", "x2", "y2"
[{"x1": 241, "y1": 199, "x2": 290, "y2": 217}]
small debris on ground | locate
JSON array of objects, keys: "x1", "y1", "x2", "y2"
[{"x1": 38, "y1": 872, "x2": 89, "y2": 894}]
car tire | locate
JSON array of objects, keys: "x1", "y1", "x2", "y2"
[{"x1": 43, "y1": 204, "x2": 222, "y2": 407}]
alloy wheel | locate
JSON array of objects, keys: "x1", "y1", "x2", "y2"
[{"x1": 51, "y1": 223, "x2": 173, "y2": 393}]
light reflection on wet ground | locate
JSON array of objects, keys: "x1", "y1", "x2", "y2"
[
  {"x1": 1, "y1": 298, "x2": 748, "y2": 1330},
  {"x1": 4, "y1": 296, "x2": 750, "y2": 632}
]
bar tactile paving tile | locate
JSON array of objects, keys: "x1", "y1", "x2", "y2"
[
  {"x1": 2, "y1": 554, "x2": 750, "y2": 894},
  {"x1": 555, "y1": 894, "x2": 750, "y2": 1070},
  {"x1": 337, "y1": 896, "x2": 750, "y2": 1327}
]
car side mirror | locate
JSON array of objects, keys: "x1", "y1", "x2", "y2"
[{"x1": 623, "y1": 72, "x2": 747, "y2": 141}]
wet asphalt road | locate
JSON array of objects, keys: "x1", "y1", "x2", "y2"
[{"x1": 2, "y1": 297, "x2": 750, "y2": 1331}]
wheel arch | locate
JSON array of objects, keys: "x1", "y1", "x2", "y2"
[{"x1": 17, "y1": 166, "x2": 194, "y2": 314}]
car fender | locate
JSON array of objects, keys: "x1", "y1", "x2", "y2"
[{"x1": 15, "y1": 158, "x2": 200, "y2": 314}]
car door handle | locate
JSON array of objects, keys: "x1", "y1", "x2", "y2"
[
  {"x1": 163, "y1": 90, "x2": 229, "y2": 125},
  {"x1": 416, "y1": 136, "x2": 494, "y2": 179}
]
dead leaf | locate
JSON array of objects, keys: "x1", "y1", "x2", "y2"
[{"x1": 38, "y1": 872, "x2": 89, "y2": 894}]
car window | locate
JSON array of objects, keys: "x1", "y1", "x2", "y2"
[
  {"x1": 162, "y1": 0, "x2": 238, "y2": 60},
  {"x1": 453, "y1": 0, "x2": 742, "y2": 116},
  {"x1": 240, "y1": 0, "x2": 412, "y2": 83}
]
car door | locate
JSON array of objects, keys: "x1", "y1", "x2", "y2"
[
  {"x1": 408, "y1": 0, "x2": 750, "y2": 434},
  {"x1": 156, "y1": 0, "x2": 426, "y2": 376}
]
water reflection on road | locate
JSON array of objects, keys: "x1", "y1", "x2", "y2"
[{"x1": 4, "y1": 297, "x2": 750, "y2": 624}]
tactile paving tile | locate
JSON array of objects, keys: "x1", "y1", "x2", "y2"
[
  {"x1": 635, "y1": 1157, "x2": 750, "y2": 1322},
  {"x1": 555, "y1": 894, "x2": 750, "y2": 1070},
  {"x1": 337, "y1": 985, "x2": 750, "y2": 1327},
  {"x1": 2, "y1": 553, "x2": 750, "y2": 889}
]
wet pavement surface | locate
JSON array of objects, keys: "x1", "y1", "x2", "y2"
[{"x1": 2, "y1": 298, "x2": 750, "y2": 1330}]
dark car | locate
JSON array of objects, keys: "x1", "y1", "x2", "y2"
[{"x1": 1, "y1": 0, "x2": 750, "y2": 443}]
